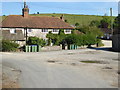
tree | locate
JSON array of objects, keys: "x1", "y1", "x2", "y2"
[
  {"x1": 77, "y1": 26, "x2": 103, "y2": 37},
  {"x1": 100, "y1": 16, "x2": 111, "y2": 28},
  {"x1": 46, "y1": 31, "x2": 54, "y2": 45},
  {"x1": 89, "y1": 20, "x2": 100, "y2": 27},
  {"x1": 114, "y1": 15, "x2": 120, "y2": 28},
  {"x1": 65, "y1": 19, "x2": 68, "y2": 23},
  {"x1": 37, "y1": 12, "x2": 39, "y2": 14},
  {"x1": 75, "y1": 22, "x2": 79, "y2": 27},
  {"x1": 27, "y1": 37, "x2": 46, "y2": 47}
]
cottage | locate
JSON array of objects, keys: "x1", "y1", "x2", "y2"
[{"x1": 1, "y1": 2, "x2": 74, "y2": 46}]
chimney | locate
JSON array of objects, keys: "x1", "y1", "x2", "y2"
[
  {"x1": 22, "y1": 1, "x2": 29, "y2": 18},
  {"x1": 60, "y1": 14, "x2": 64, "y2": 21}
]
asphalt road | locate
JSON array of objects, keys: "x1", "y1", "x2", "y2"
[{"x1": 2, "y1": 49, "x2": 119, "y2": 88}]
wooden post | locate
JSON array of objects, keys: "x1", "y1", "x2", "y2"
[
  {"x1": 25, "y1": 27, "x2": 27, "y2": 45},
  {"x1": 110, "y1": 8, "x2": 113, "y2": 35}
]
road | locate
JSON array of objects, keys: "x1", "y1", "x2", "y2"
[{"x1": 2, "y1": 49, "x2": 119, "y2": 88}]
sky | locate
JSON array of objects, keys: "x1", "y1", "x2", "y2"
[{"x1": 1, "y1": 2, "x2": 119, "y2": 16}]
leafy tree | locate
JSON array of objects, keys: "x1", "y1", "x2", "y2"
[
  {"x1": 65, "y1": 19, "x2": 68, "y2": 23},
  {"x1": 46, "y1": 31, "x2": 55, "y2": 45},
  {"x1": 37, "y1": 12, "x2": 39, "y2": 14},
  {"x1": 27, "y1": 37, "x2": 46, "y2": 47},
  {"x1": 114, "y1": 15, "x2": 120, "y2": 28},
  {"x1": 89, "y1": 20, "x2": 100, "y2": 27},
  {"x1": 75, "y1": 22, "x2": 80, "y2": 27},
  {"x1": 77, "y1": 26, "x2": 103, "y2": 37},
  {"x1": 100, "y1": 16, "x2": 111, "y2": 28},
  {"x1": 65, "y1": 34, "x2": 78, "y2": 45}
]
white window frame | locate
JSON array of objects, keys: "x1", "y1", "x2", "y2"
[
  {"x1": 28, "y1": 29, "x2": 32, "y2": 32},
  {"x1": 42, "y1": 29, "x2": 48, "y2": 32},
  {"x1": 53, "y1": 29, "x2": 58, "y2": 32},
  {"x1": 10, "y1": 29, "x2": 16, "y2": 34},
  {"x1": 65, "y1": 29, "x2": 71, "y2": 32}
]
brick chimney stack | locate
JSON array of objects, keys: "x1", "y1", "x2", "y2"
[
  {"x1": 22, "y1": 1, "x2": 29, "y2": 18},
  {"x1": 60, "y1": 14, "x2": 64, "y2": 21}
]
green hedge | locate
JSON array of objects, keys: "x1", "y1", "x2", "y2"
[{"x1": 2, "y1": 40, "x2": 19, "y2": 52}]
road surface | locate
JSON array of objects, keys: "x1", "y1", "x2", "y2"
[{"x1": 2, "y1": 49, "x2": 119, "y2": 88}]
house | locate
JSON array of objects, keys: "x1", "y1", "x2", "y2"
[
  {"x1": 1, "y1": 2, "x2": 74, "y2": 46},
  {"x1": 1, "y1": 30, "x2": 25, "y2": 46}
]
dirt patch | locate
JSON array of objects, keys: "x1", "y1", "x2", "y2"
[
  {"x1": 102, "y1": 67, "x2": 113, "y2": 69},
  {"x1": 71, "y1": 63, "x2": 77, "y2": 66},
  {"x1": 2, "y1": 73, "x2": 20, "y2": 88},
  {"x1": 47, "y1": 60, "x2": 56, "y2": 63},
  {"x1": 80, "y1": 60, "x2": 107, "y2": 64},
  {"x1": 79, "y1": 51, "x2": 100, "y2": 54},
  {"x1": 67, "y1": 53, "x2": 75, "y2": 55},
  {"x1": 2, "y1": 66, "x2": 21, "y2": 88}
]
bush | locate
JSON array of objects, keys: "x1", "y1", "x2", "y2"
[
  {"x1": 2, "y1": 40, "x2": 19, "y2": 52},
  {"x1": 46, "y1": 29, "x2": 66, "y2": 45},
  {"x1": 27, "y1": 37, "x2": 46, "y2": 47}
]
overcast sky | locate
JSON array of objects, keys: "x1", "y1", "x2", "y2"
[{"x1": 1, "y1": 2, "x2": 119, "y2": 16}]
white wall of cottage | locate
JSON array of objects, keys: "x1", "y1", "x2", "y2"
[
  {"x1": 2, "y1": 28, "x2": 71, "y2": 39},
  {"x1": 1, "y1": 28, "x2": 72, "y2": 39}
]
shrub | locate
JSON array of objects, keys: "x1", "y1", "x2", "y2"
[
  {"x1": 27, "y1": 37, "x2": 46, "y2": 47},
  {"x1": 46, "y1": 29, "x2": 66, "y2": 45},
  {"x1": 2, "y1": 40, "x2": 19, "y2": 52}
]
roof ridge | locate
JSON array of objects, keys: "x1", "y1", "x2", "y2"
[
  {"x1": 29, "y1": 15, "x2": 60, "y2": 18},
  {"x1": 9, "y1": 15, "x2": 22, "y2": 16}
]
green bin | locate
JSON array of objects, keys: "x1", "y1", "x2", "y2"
[
  {"x1": 71, "y1": 45, "x2": 73, "y2": 50},
  {"x1": 34, "y1": 46, "x2": 37, "y2": 52},
  {"x1": 25, "y1": 46, "x2": 28, "y2": 52},
  {"x1": 28, "y1": 46, "x2": 31, "y2": 52},
  {"x1": 32, "y1": 46, "x2": 35, "y2": 52}
]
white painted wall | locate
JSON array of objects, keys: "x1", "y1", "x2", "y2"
[{"x1": 1, "y1": 28, "x2": 72, "y2": 40}]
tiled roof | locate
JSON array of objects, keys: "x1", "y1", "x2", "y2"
[{"x1": 2, "y1": 15, "x2": 74, "y2": 29}]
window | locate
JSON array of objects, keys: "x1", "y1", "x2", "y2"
[
  {"x1": 42, "y1": 29, "x2": 48, "y2": 32},
  {"x1": 53, "y1": 29, "x2": 58, "y2": 32},
  {"x1": 28, "y1": 29, "x2": 32, "y2": 32},
  {"x1": 10, "y1": 29, "x2": 16, "y2": 34},
  {"x1": 65, "y1": 29, "x2": 71, "y2": 32}
]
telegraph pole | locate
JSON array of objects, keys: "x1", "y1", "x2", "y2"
[{"x1": 110, "y1": 8, "x2": 113, "y2": 35}]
